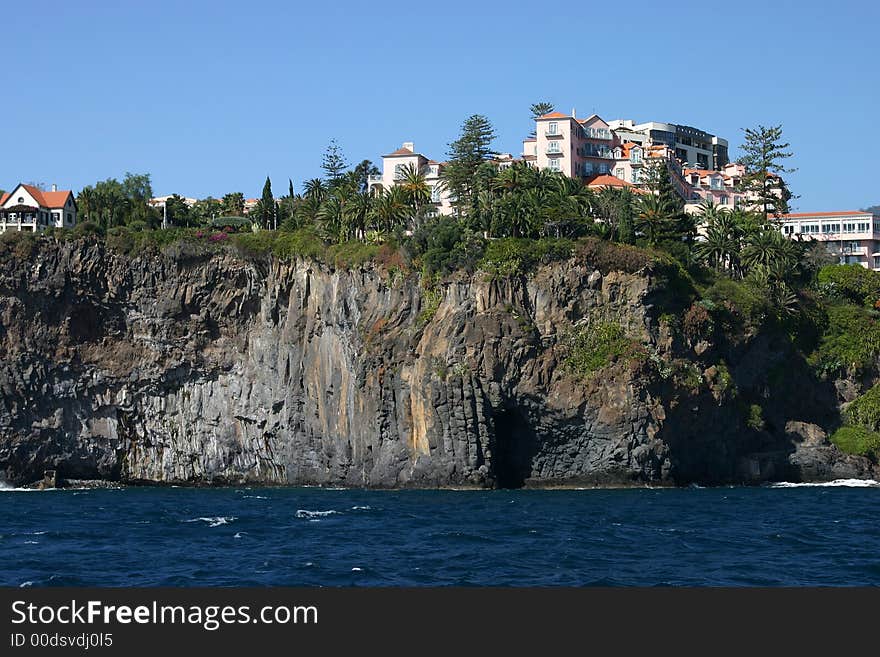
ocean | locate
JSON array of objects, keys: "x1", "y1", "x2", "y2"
[{"x1": 2, "y1": 482, "x2": 879, "y2": 586}]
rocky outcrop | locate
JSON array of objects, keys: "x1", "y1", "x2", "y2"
[{"x1": 0, "y1": 238, "x2": 876, "y2": 487}]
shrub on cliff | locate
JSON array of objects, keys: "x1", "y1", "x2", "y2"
[
  {"x1": 817, "y1": 264, "x2": 880, "y2": 307},
  {"x1": 845, "y1": 384, "x2": 880, "y2": 431},
  {"x1": 574, "y1": 238, "x2": 652, "y2": 274},
  {"x1": 0, "y1": 230, "x2": 37, "y2": 259},
  {"x1": 406, "y1": 216, "x2": 485, "y2": 277},
  {"x1": 232, "y1": 227, "x2": 325, "y2": 261},
  {"x1": 830, "y1": 426, "x2": 880, "y2": 458},
  {"x1": 479, "y1": 238, "x2": 573, "y2": 278},
  {"x1": 564, "y1": 321, "x2": 645, "y2": 378},
  {"x1": 808, "y1": 304, "x2": 880, "y2": 377}
]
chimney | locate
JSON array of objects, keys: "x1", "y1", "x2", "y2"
[
  {"x1": 51, "y1": 184, "x2": 57, "y2": 192},
  {"x1": 403, "y1": 141, "x2": 414, "y2": 152},
  {"x1": 572, "y1": 108, "x2": 576, "y2": 119}
]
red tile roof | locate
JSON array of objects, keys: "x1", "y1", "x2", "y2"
[
  {"x1": 384, "y1": 147, "x2": 416, "y2": 157},
  {"x1": 1, "y1": 184, "x2": 73, "y2": 208},
  {"x1": 537, "y1": 112, "x2": 569, "y2": 120},
  {"x1": 586, "y1": 174, "x2": 634, "y2": 189}
]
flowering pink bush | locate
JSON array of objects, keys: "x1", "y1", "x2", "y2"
[
  {"x1": 208, "y1": 232, "x2": 228, "y2": 242},
  {"x1": 195, "y1": 230, "x2": 205, "y2": 239}
]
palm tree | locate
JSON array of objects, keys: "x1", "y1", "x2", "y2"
[
  {"x1": 397, "y1": 164, "x2": 431, "y2": 218},
  {"x1": 370, "y1": 188, "x2": 408, "y2": 236},
  {"x1": 696, "y1": 220, "x2": 738, "y2": 273},
  {"x1": 344, "y1": 192, "x2": 372, "y2": 241},
  {"x1": 303, "y1": 178, "x2": 328, "y2": 202},
  {"x1": 317, "y1": 194, "x2": 347, "y2": 242},
  {"x1": 636, "y1": 194, "x2": 675, "y2": 247}
]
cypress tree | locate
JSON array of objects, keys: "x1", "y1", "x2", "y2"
[{"x1": 260, "y1": 176, "x2": 274, "y2": 229}]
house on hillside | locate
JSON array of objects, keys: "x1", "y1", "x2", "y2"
[{"x1": 0, "y1": 183, "x2": 77, "y2": 233}]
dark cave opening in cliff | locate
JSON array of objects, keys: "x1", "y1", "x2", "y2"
[{"x1": 492, "y1": 407, "x2": 537, "y2": 489}]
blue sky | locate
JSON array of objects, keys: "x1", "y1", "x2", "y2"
[{"x1": 2, "y1": 0, "x2": 877, "y2": 210}]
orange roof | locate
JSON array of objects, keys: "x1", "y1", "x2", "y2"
[
  {"x1": 782, "y1": 211, "x2": 871, "y2": 218},
  {"x1": 384, "y1": 146, "x2": 415, "y2": 157},
  {"x1": 586, "y1": 174, "x2": 634, "y2": 189},
  {"x1": 537, "y1": 111, "x2": 569, "y2": 120},
  {"x1": 1, "y1": 184, "x2": 73, "y2": 208},
  {"x1": 522, "y1": 137, "x2": 536, "y2": 142},
  {"x1": 41, "y1": 190, "x2": 72, "y2": 208}
]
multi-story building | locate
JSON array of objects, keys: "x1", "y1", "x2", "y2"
[
  {"x1": 779, "y1": 211, "x2": 880, "y2": 270},
  {"x1": 0, "y1": 183, "x2": 77, "y2": 233},
  {"x1": 526, "y1": 112, "x2": 616, "y2": 179},
  {"x1": 683, "y1": 164, "x2": 750, "y2": 210},
  {"x1": 607, "y1": 119, "x2": 729, "y2": 170}
]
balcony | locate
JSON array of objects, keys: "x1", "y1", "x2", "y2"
[
  {"x1": 545, "y1": 147, "x2": 565, "y2": 157},
  {"x1": 577, "y1": 147, "x2": 613, "y2": 159},
  {"x1": 545, "y1": 129, "x2": 563, "y2": 138}
]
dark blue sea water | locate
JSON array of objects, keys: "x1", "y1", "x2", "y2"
[{"x1": 2, "y1": 482, "x2": 879, "y2": 586}]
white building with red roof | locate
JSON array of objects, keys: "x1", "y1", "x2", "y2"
[
  {"x1": 368, "y1": 142, "x2": 454, "y2": 216},
  {"x1": 0, "y1": 183, "x2": 77, "y2": 233}
]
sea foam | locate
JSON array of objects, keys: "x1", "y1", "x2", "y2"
[
  {"x1": 770, "y1": 479, "x2": 879, "y2": 488},
  {"x1": 185, "y1": 516, "x2": 237, "y2": 527},
  {"x1": 295, "y1": 510, "x2": 340, "y2": 519}
]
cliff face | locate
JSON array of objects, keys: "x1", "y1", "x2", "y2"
[{"x1": 0, "y1": 238, "x2": 876, "y2": 487}]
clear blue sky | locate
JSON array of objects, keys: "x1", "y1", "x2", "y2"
[{"x1": 3, "y1": 0, "x2": 877, "y2": 210}]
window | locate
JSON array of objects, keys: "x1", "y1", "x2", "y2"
[
  {"x1": 615, "y1": 168, "x2": 624, "y2": 179},
  {"x1": 52, "y1": 212, "x2": 60, "y2": 225},
  {"x1": 822, "y1": 223, "x2": 839, "y2": 233},
  {"x1": 784, "y1": 225, "x2": 795, "y2": 235},
  {"x1": 874, "y1": 256, "x2": 880, "y2": 269},
  {"x1": 599, "y1": 163, "x2": 608, "y2": 174},
  {"x1": 630, "y1": 148, "x2": 642, "y2": 164},
  {"x1": 848, "y1": 241, "x2": 860, "y2": 251},
  {"x1": 583, "y1": 162, "x2": 594, "y2": 175},
  {"x1": 801, "y1": 224, "x2": 819, "y2": 234},
  {"x1": 17, "y1": 197, "x2": 23, "y2": 204},
  {"x1": 66, "y1": 213, "x2": 72, "y2": 224},
  {"x1": 710, "y1": 177, "x2": 723, "y2": 190},
  {"x1": 719, "y1": 195, "x2": 728, "y2": 205},
  {"x1": 858, "y1": 222, "x2": 870, "y2": 232},
  {"x1": 547, "y1": 141, "x2": 561, "y2": 153},
  {"x1": 394, "y1": 164, "x2": 406, "y2": 180},
  {"x1": 548, "y1": 159, "x2": 561, "y2": 172},
  {"x1": 547, "y1": 122, "x2": 558, "y2": 135},
  {"x1": 430, "y1": 186, "x2": 441, "y2": 203},
  {"x1": 631, "y1": 169, "x2": 640, "y2": 184}
]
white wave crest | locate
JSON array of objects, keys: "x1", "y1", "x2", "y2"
[
  {"x1": 185, "y1": 516, "x2": 237, "y2": 527},
  {"x1": 771, "y1": 479, "x2": 880, "y2": 488},
  {"x1": 295, "y1": 509, "x2": 340, "y2": 519},
  {"x1": 19, "y1": 581, "x2": 33, "y2": 588},
  {"x1": 351, "y1": 505, "x2": 372, "y2": 510}
]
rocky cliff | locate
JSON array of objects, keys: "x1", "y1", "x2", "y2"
[{"x1": 0, "y1": 237, "x2": 876, "y2": 487}]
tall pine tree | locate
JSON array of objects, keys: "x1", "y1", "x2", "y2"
[
  {"x1": 321, "y1": 139, "x2": 349, "y2": 183},
  {"x1": 441, "y1": 114, "x2": 496, "y2": 216},
  {"x1": 737, "y1": 125, "x2": 794, "y2": 220},
  {"x1": 529, "y1": 102, "x2": 554, "y2": 137}
]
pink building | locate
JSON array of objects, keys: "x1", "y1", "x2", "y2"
[
  {"x1": 780, "y1": 211, "x2": 880, "y2": 270},
  {"x1": 526, "y1": 111, "x2": 616, "y2": 178}
]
